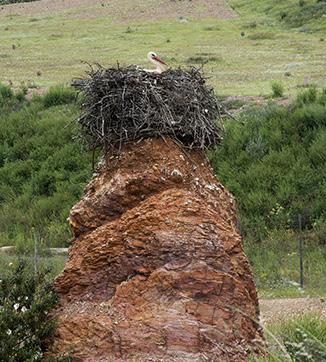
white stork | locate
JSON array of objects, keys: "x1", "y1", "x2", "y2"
[{"x1": 144, "y1": 51, "x2": 167, "y2": 74}]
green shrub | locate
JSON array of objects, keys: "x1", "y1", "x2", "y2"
[
  {"x1": 186, "y1": 55, "x2": 221, "y2": 64},
  {"x1": 0, "y1": 83, "x2": 27, "y2": 110},
  {"x1": 250, "y1": 315, "x2": 326, "y2": 361},
  {"x1": 0, "y1": 82, "x2": 13, "y2": 99},
  {"x1": 15, "y1": 87, "x2": 28, "y2": 103},
  {"x1": 42, "y1": 86, "x2": 76, "y2": 108},
  {"x1": 271, "y1": 80, "x2": 284, "y2": 98},
  {"x1": 296, "y1": 85, "x2": 318, "y2": 106},
  {"x1": 313, "y1": 216, "x2": 326, "y2": 245},
  {"x1": 281, "y1": 1, "x2": 326, "y2": 28},
  {"x1": 236, "y1": 0, "x2": 326, "y2": 30},
  {"x1": 0, "y1": 259, "x2": 58, "y2": 361},
  {"x1": 279, "y1": 315, "x2": 326, "y2": 361},
  {"x1": 210, "y1": 89, "x2": 326, "y2": 240},
  {"x1": 0, "y1": 96, "x2": 92, "y2": 247}
]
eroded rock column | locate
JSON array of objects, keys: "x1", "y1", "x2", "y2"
[{"x1": 50, "y1": 138, "x2": 264, "y2": 361}]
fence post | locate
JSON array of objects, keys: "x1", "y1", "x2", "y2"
[
  {"x1": 33, "y1": 227, "x2": 38, "y2": 275},
  {"x1": 298, "y1": 214, "x2": 304, "y2": 288}
]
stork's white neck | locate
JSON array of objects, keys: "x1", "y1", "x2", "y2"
[{"x1": 149, "y1": 58, "x2": 165, "y2": 73}]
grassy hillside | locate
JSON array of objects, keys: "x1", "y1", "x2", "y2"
[
  {"x1": 0, "y1": 0, "x2": 325, "y2": 295},
  {"x1": 210, "y1": 87, "x2": 326, "y2": 296},
  {"x1": 211, "y1": 87, "x2": 326, "y2": 241},
  {"x1": 0, "y1": 84, "x2": 92, "y2": 248},
  {"x1": 1, "y1": 83, "x2": 325, "y2": 296},
  {"x1": 0, "y1": 0, "x2": 324, "y2": 95},
  {"x1": 231, "y1": 0, "x2": 326, "y2": 32},
  {"x1": 251, "y1": 315, "x2": 326, "y2": 361}
]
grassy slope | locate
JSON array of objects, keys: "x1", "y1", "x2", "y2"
[
  {"x1": 251, "y1": 315, "x2": 326, "y2": 362},
  {"x1": 0, "y1": 1, "x2": 324, "y2": 96},
  {"x1": 230, "y1": 0, "x2": 326, "y2": 32},
  {"x1": 1, "y1": 88, "x2": 325, "y2": 298},
  {"x1": 0, "y1": 88, "x2": 93, "y2": 248},
  {"x1": 0, "y1": 1, "x2": 325, "y2": 297},
  {"x1": 210, "y1": 88, "x2": 326, "y2": 298}
]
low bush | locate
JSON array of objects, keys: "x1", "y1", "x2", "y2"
[
  {"x1": 250, "y1": 315, "x2": 326, "y2": 362},
  {"x1": 186, "y1": 55, "x2": 221, "y2": 64},
  {"x1": 282, "y1": 1, "x2": 326, "y2": 28},
  {"x1": 0, "y1": 82, "x2": 13, "y2": 99},
  {"x1": 0, "y1": 259, "x2": 57, "y2": 361},
  {"x1": 210, "y1": 87, "x2": 326, "y2": 241},
  {"x1": 0, "y1": 82, "x2": 27, "y2": 109},
  {"x1": 232, "y1": 0, "x2": 326, "y2": 32},
  {"x1": 0, "y1": 86, "x2": 92, "y2": 248},
  {"x1": 271, "y1": 80, "x2": 284, "y2": 98},
  {"x1": 42, "y1": 86, "x2": 76, "y2": 108},
  {"x1": 273, "y1": 315, "x2": 326, "y2": 361}
]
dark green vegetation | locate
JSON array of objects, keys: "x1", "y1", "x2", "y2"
[
  {"x1": 251, "y1": 315, "x2": 326, "y2": 361},
  {"x1": 0, "y1": 84, "x2": 92, "y2": 248},
  {"x1": 271, "y1": 81, "x2": 285, "y2": 98},
  {"x1": 0, "y1": 258, "x2": 72, "y2": 361},
  {"x1": 0, "y1": 259, "x2": 58, "y2": 361},
  {"x1": 211, "y1": 87, "x2": 326, "y2": 242},
  {"x1": 210, "y1": 87, "x2": 326, "y2": 296},
  {"x1": 279, "y1": 315, "x2": 326, "y2": 362},
  {"x1": 232, "y1": 0, "x2": 326, "y2": 32},
  {"x1": 1, "y1": 83, "x2": 326, "y2": 296}
]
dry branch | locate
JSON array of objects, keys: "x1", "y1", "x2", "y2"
[{"x1": 73, "y1": 65, "x2": 222, "y2": 150}]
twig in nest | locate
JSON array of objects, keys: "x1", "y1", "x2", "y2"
[{"x1": 73, "y1": 65, "x2": 225, "y2": 151}]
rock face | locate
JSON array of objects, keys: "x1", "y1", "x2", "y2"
[{"x1": 50, "y1": 138, "x2": 264, "y2": 361}]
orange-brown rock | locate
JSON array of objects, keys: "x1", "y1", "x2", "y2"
[{"x1": 50, "y1": 138, "x2": 264, "y2": 361}]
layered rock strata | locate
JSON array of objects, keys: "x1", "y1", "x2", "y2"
[{"x1": 50, "y1": 138, "x2": 264, "y2": 361}]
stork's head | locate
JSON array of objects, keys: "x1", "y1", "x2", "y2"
[{"x1": 147, "y1": 51, "x2": 167, "y2": 67}]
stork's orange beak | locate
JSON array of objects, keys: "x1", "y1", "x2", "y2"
[{"x1": 153, "y1": 55, "x2": 167, "y2": 66}]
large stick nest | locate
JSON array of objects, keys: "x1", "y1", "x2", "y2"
[{"x1": 73, "y1": 65, "x2": 222, "y2": 150}]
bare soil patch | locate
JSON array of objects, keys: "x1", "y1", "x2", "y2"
[
  {"x1": 260, "y1": 297, "x2": 326, "y2": 324},
  {"x1": 0, "y1": 0, "x2": 236, "y2": 22}
]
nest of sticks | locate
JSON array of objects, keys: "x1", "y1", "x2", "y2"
[{"x1": 73, "y1": 65, "x2": 222, "y2": 150}]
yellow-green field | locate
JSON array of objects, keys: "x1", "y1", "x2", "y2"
[{"x1": 0, "y1": 0, "x2": 325, "y2": 96}]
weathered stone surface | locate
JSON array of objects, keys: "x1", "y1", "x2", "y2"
[{"x1": 50, "y1": 138, "x2": 264, "y2": 361}]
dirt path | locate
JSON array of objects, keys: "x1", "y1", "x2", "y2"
[
  {"x1": 0, "y1": 0, "x2": 236, "y2": 22},
  {"x1": 259, "y1": 297, "x2": 326, "y2": 324}
]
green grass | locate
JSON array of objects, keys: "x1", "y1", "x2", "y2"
[
  {"x1": 0, "y1": 252, "x2": 67, "y2": 278},
  {"x1": 250, "y1": 315, "x2": 326, "y2": 361},
  {"x1": 210, "y1": 88, "x2": 326, "y2": 241},
  {"x1": 245, "y1": 230, "x2": 326, "y2": 298},
  {"x1": 0, "y1": 87, "x2": 93, "y2": 248},
  {"x1": 0, "y1": 1, "x2": 325, "y2": 96},
  {"x1": 231, "y1": 0, "x2": 326, "y2": 33},
  {"x1": 1, "y1": 87, "x2": 326, "y2": 297},
  {"x1": 210, "y1": 89, "x2": 326, "y2": 297}
]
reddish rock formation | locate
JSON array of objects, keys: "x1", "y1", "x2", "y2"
[{"x1": 50, "y1": 138, "x2": 264, "y2": 361}]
